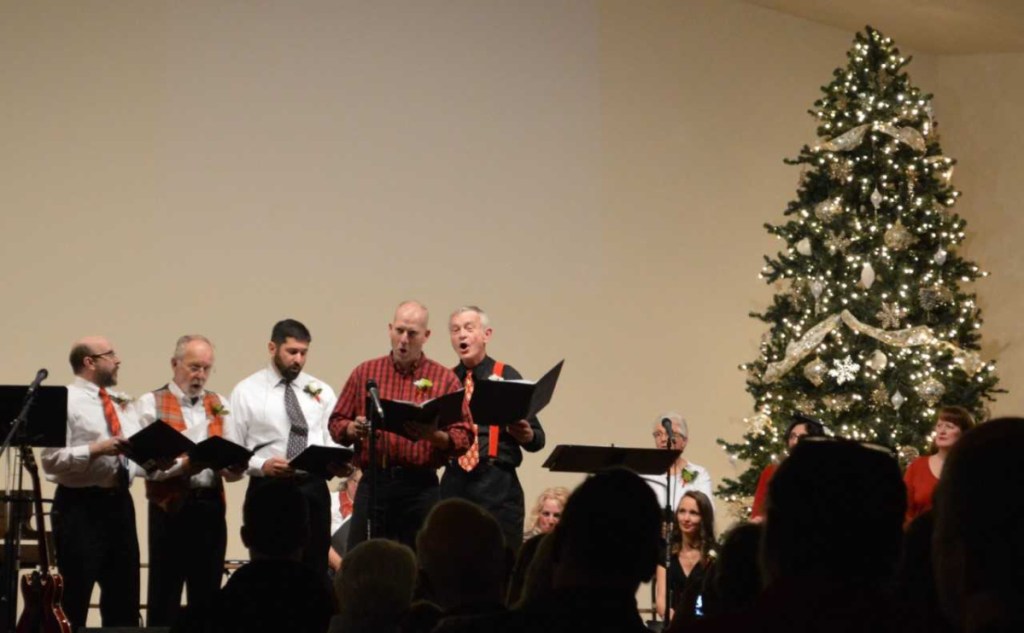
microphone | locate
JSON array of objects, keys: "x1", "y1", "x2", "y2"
[
  {"x1": 661, "y1": 417, "x2": 674, "y2": 444},
  {"x1": 26, "y1": 368, "x2": 48, "y2": 396},
  {"x1": 366, "y1": 379, "x2": 384, "y2": 419}
]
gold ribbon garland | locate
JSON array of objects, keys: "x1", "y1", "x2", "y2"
[
  {"x1": 813, "y1": 121, "x2": 927, "y2": 154},
  {"x1": 761, "y1": 309, "x2": 985, "y2": 384}
]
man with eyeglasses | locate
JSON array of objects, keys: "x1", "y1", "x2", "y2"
[
  {"x1": 41, "y1": 336, "x2": 141, "y2": 630},
  {"x1": 133, "y1": 335, "x2": 234, "y2": 626},
  {"x1": 642, "y1": 413, "x2": 714, "y2": 513}
]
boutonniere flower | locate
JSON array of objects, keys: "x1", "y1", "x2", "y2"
[
  {"x1": 680, "y1": 468, "x2": 697, "y2": 484},
  {"x1": 488, "y1": 374, "x2": 504, "y2": 381},
  {"x1": 413, "y1": 378, "x2": 433, "y2": 392},
  {"x1": 211, "y1": 403, "x2": 230, "y2": 417},
  {"x1": 108, "y1": 391, "x2": 133, "y2": 409},
  {"x1": 304, "y1": 382, "x2": 323, "y2": 403}
]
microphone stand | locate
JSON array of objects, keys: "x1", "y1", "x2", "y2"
[
  {"x1": 0, "y1": 373, "x2": 45, "y2": 633},
  {"x1": 364, "y1": 390, "x2": 381, "y2": 541},
  {"x1": 661, "y1": 432, "x2": 677, "y2": 630}
]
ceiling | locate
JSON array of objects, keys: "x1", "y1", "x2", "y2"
[{"x1": 738, "y1": 0, "x2": 1024, "y2": 54}]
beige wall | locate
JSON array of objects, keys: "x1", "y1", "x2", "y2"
[
  {"x1": 931, "y1": 53, "x2": 1024, "y2": 419},
  {"x1": 0, "y1": 0, "x2": 1017, "y2": 620}
]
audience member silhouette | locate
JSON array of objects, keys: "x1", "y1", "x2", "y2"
[
  {"x1": 434, "y1": 468, "x2": 660, "y2": 633},
  {"x1": 700, "y1": 522, "x2": 762, "y2": 619},
  {"x1": 506, "y1": 533, "x2": 549, "y2": 608},
  {"x1": 417, "y1": 499, "x2": 507, "y2": 621},
  {"x1": 686, "y1": 438, "x2": 907, "y2": 632},
  {"x1": 933, "y1": 417, "x2": 1024, "y2": 633},
  {"x1": 513, "y1": 532, "x2": 557, "y2": 609},
  {"x1": 892, "y1": 511, "x2": 954, "y2": 633},
  {"x1": 330, "y1": 538, "x2": 417, "y2": 633},
  {"x1": 172, "y1": 479, "x2": 335, "y2": 633}
]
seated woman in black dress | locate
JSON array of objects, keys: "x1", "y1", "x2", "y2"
[{"x1": 654, "y1": 490, "x2": 716, "y2": 626}]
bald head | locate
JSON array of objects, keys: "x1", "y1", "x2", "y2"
[
  {"x1": 416, "y1": 499, "x2": 505, "y2": 609},
  {"x1": 389, "y1": 301, "x2": 431, "y2": 369},
  {"x1": 69, "y1": 336, "x2": 120, "y2": 387}
]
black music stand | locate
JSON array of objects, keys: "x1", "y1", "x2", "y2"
[
  {"x1": 0, "y1": 387, "x2": 67, "y2": 449},
  {"x1": 0, "y1": 385, "x2": 67, "y2": 632},
  {"x1": 542, "y1": 444, "x2": 680, "y2": 475},
  {"x1": 543, "y1": 444, "x2": 681, "y2": 630}
]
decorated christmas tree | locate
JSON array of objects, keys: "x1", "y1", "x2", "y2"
[{"x1": 717, "y1": 26, "x2": 1001, "y2": 513}]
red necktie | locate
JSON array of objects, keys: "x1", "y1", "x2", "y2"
[
  {"x1": 457, "y1": 372, "x2": 479, "y2": 472},
  {"x1": 98, "y1": 387, "x2": 123, "y2": 437}
]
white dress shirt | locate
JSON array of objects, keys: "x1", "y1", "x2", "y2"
[
  {"x1": 226, "y1": 365, "x2": 339, "y2": 477},
  {"x1": 133, "y1": 381, "x2": 228, "y2": 489},
  {"x1": 41, "y1": 377, "x2": 141, "y2": 488},
  {"x1": 642, "y1": 461, "x2": 715, "y2": 513}
]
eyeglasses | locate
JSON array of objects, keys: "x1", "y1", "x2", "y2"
[
  {"x1": 652, "y1": 431, "x2": 686, "y2": 440},
  {"x1": 89, "y1": 350, "x2": 118, "y2": 361}
]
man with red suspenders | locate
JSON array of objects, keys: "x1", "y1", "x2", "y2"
[{"x1": 441, "y1": 306, "x2": 546, "y2": 550}]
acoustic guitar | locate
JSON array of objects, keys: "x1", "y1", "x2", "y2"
[{"x1": 15, "y1": 447, "x2": 71, "y2": 633}]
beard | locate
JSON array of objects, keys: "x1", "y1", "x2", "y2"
[
  {"x1": 95, "y1": 366, "x2": 118, "y2": 388},
  {"x1": 273, "y1": 353, "x2": 302, "y2": 382}
]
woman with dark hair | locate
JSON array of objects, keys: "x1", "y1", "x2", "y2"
[
  {"x1": 904, "y1": 405, "x2": 975, "y2": 526},
  {"x1": 654, "y1": 491, "x2": 716, "y2": 625},
  {"x1": 750, "y1": 414, "x2": 824, "y2": 522}
]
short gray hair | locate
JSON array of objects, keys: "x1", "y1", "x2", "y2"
[
  {"x1": 173, "y1": 335, "x2": 213, "y2": 360},
  {"x1": 450, "y1": 305, "x2": 490, "y2": 328},
  {"x1": 654, "y1": 412, "x2": 689, "y2": 438}
]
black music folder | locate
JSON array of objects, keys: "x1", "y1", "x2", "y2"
[
  {"x1": 129, "y1": 421, "x2": 260, "y2": 471},
  {"x1": 189, "y1": 436, "x2": 258, "y2": 470},
  {"x1": 289, "y1": 445, "x2": 355, "y2": 479},
  {"x1": 542, "y1": 445, "x2": 680, "y2": 475},
  {"x1": 379, "y1": 390, "x2": 465, "y2": 440},
  {"x1": 469, "y1": 360, "x2": 563, "y2": 427},
  {"x1": 126, "y1": 420, "x2": 195, "y2": 465}
]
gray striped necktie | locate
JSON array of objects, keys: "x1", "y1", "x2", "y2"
[{"x1": 282, "y1": 380, "x2": 309, "y2": 459}]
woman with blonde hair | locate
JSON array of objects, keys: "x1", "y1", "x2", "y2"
[{"x1": 523, "y1": 487, "x2": 570, "y2": 541}]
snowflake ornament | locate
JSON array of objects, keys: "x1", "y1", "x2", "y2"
[
  {"x1": 828, "y1": 356, "x2": 860, "y2": 384},
  {"x1": 876, "y1": 302, "x2": 907, "y2": 329}
]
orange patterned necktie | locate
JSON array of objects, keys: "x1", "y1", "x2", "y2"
[
  {"x1": 99, "y1": 387, "x2": 129, "y2": 488},
  {"x1": 457, "y1": 372, "x2": 479, "y2": 472},
  {"x1": 98, "y1": 387, "x2": 122, "y2": 437}
]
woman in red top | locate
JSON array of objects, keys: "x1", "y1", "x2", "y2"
[
  {"x1": 750, "y1": 415, "x2": 824, "y2": 522},
  {"x1": 904, "y1": 405, "x2": 975, "y2": 526}
]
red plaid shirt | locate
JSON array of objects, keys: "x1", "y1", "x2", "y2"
[{"x1": 329, "y1": 354, "x2": 472, "y2": 469}]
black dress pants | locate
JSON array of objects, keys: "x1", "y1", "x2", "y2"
[
  {"x1": 52, "y1": 485, "x2": 140, "y2": 630},
  {"x1": 146, "y1": 489, "x2": 227, "y2": 627},
  {"x1": 346, "y1": 467, "x2": 439, "y2": 551}
]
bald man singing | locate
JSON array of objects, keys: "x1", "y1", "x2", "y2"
[{"x1": 329, "y1": 301, "x2": 474, "y2": 550}]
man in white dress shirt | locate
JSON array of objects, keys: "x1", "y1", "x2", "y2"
[
  {"x1": 41, "y1": 336, "x2": 140, "y2": 630},
  {"x1": 227, "y1": 319, "x2": 338, "y2": 577},
  {"x1": 134, "y1": 335, "x2": 234, "y2": 626}
]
